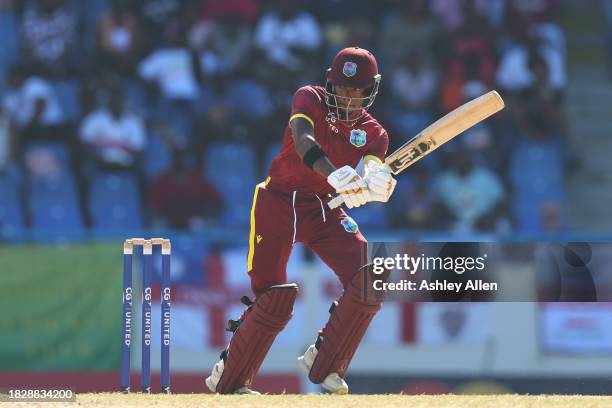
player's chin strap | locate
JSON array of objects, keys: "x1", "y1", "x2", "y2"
[
  {"x1": 216, "y1": 283, "x2": 299, "y2": 394},
  {"x1": 308, "y1": 264, "x2": 390, "y2": 383}
]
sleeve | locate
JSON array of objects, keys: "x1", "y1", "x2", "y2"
[
  {"x1": 363, "y1": 128, "x2": 389, "y2": 165},
  {"x1": 289, "y1": 86, "x2": 322, "y2": 128}
]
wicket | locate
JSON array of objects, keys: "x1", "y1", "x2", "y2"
[{"x1": 121, "y1": 238, "x2": 171, "y2": 394}]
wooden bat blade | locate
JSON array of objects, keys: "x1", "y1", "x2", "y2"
[
  {"x1": 327, "y1": 90, "x2": 505, "y2": 209},
  {"x1": 385, "y1": 90, "x2": 504, "y2": 174}
]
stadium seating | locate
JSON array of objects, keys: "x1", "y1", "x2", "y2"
[
  {"x1": 510, "y1": 140, "x2": 564, "y2": 232},
  {"x1": 144, "y1": 132, "x2": 173, "y2": 181},
  {"x1": 0, "y1": 9, "x2": 19, "y2": 84},
  {"x1": 53, "y1": 80, "x2": 81, "y2": 123},
  {"x1": 224, "y1": 80, "x2": 273, "y2": 118},
  {"x1": 262, "y1": 141, "x2": 281, "y2": 178},
  {"x1": 204, "y1": 142, "x2": 257, "y2": 226},
  {"x1": 88, "y1": 172, "x2": 142, "y2": 235},
  {"x1": 28, "y1": 172, "x2": 85, "y2": 241}
]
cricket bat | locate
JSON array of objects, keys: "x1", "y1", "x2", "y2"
[{"x1": 328, "y1": 90, "x2": 505, "y2": 209}]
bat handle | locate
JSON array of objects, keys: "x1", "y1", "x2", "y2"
[{"x1": 328, "y1": 194, "x2": 344, "y2": 209}]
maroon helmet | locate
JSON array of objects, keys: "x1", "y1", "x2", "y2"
[{"x1": 325, "y1": 47, "x2": 381, "y2": 121}]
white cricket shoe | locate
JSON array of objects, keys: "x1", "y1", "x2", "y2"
[
  {"x1": 205, "y1": 359, "x2": 261, "y2": 395},
  {"x1": 234, "y1": 387, "x2": 261, "y2": 395},
  {"x1": 297, "y1": 344, "x2": 349, "y2": 395}
]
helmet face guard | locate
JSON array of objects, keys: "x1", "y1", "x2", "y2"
[{"x1": 325, "y1": 73, "x2": 381, "y2": 122}]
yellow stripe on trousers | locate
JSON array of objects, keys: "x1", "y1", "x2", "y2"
[{"x1": 247, "y1": 177, "x2": 270, "y2": 272}]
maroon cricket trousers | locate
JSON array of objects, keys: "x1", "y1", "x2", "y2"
[{"x1": 246, "y1": 177, "x2": 368, "y2": 297}]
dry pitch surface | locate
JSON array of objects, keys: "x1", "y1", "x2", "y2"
[{"x1": 7, "y1": 394, "x2": 612, "y2": 408}]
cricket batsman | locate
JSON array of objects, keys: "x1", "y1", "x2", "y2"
[{"x1": 206, "y1": 47, "x2": 397, "y2": 395}]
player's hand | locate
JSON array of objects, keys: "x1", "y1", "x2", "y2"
[
  {"x1": 364, "y1": 161, "x2": 397, "y2": 203},
  {"x1": 336, "y1": 179, "x2": 372, "y2": 208},
  {"x1": 327, "y1": 165, "x2": 360, "y2": 191}
]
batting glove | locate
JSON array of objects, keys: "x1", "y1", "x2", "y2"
[
  {"x1": 364, "y1": 161, "x2": 397, "y2": 203},
  {"x1": 327, "y1": 165, "x2": 360, "y2": 191},
  {"x1": 336, "y1": 179, "x2": 372, "y2": 209}
]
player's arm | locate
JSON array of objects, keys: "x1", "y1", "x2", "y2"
[
  {"x1": 289, "y1": 116, "x2": 336, "y2": 178},
  {"x1": 289, "y1": 116, "x2": 370, "y2": 208}
]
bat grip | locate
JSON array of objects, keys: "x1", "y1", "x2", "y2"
[{"x1": 328, "y1": 194, "x2": 344, "y2": 209}]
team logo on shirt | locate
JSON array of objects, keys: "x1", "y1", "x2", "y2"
[
  {"x1": 341, "y1": 217, "x2": 359, "y2": 233},
  {"x1": 343, "y1": 61, "x2": 357, "y2": 77},
  {"x1": 349, "y1": 129, "x2": 367, "y2": 147}
]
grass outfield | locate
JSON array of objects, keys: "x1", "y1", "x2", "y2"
[{"x1": 30, "y1": 394, "x2": 612, "y2": 408}]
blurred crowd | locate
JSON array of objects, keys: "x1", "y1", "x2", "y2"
[{"x1": 0, "y1": 0, "x2": 569, "y2": 240}]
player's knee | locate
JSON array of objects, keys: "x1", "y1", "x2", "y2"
[
  {"x1": 345, "y1": 263, "x2": 390, "y2": 306},
  {"x1": 251, "y1": 283, "x2": 299, "y2": 327},
  {"x1": 228, "y1": 283, "x2": 299, "y2": 335}
]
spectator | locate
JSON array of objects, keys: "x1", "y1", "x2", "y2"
[
  {"x1": 253, "y1": 0, "x2": 322, "y2": 89},
  {"x1": 136, "y1": 0, "x2": 182, "y2": 50},
  {"x1": 138, "y1": 18, "x2": 200, "y2": 103},
  {"x1": 446, "y1": 0, "x2": 496, "y2": 87},
  {"x1": 438, "y1": 58, "x2": 466, "y2": 112},
  {"x1": 20, "y1": 0, "x2": 76, "y2": 77},
  {"x1": 379, "y1": 0, "x2": 440, "y2": 70},
  {"x1": 435, "y1": 147, "x2": 506, "y2": 232},
  {"x1": 199, "y1": 0, "x2": 259, "y2": 24},
  {"x1": 79, "y1": 87, "x2": 145, "y2": 173},
  {"x1": 149, "y1": 146, "x2": 223, "y2": 230},
  {"x1": 496, "y1": 30, "x2": 566, "y2": 93},
  {"x1": 504, "y1": 0, "x2": 560, "y2": 27},
  {"x1": 515, "y1": 54, "x2": 564, "y2": 134},
  {"x1": 1, "y1": 66, "x2": 65, "y2": 141},
  {"x1": 308, "y1": 0, "x2": 386, "y2": 23},
  {"x1": 388, "y1": 49, "x2": 438, "y2": 141},
  {"x1": 194, "y1": 14, "x2": 252, "y2": 80},
  {"x1": 95, "y1": 0, "x2": 143, "y2": 77},
  {"x1": 430, "y1": 0, "x2": 495, "y2": 32}
]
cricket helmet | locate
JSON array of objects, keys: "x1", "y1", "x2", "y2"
[{"x1": 325, "y1": 47, "x2": 381, "y2": 121}]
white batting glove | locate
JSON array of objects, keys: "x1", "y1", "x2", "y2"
[
  {"x1": 364, "y1": 161, "x2": 397, "y2": 203},
  {"x1": 336, "y1": 179, "x2": 372, "y2": 208},
  {"x1": 327, "y1": 165, "x2": 360, "y2": 191}
]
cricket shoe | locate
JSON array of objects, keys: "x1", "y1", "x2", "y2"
[
  {"x1": 205, "y1": 359, "x2": 261, "y2": 395},
  {"x1": 297, "y1": 344, "x2": 349, "y2": 395}
]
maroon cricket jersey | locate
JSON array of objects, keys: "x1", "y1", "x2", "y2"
[{"x1": 267, "y1": 85, "x2": 389, "y2": 196}]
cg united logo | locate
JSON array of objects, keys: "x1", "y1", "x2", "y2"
[
  {"x1": 349, "y1": 129, "x2": 367, "y2": 147},
  {"x1": 341, "y1": 217, "x2": 359, "y2": 233},
  {"x1": 343, "y1": 61, "x2": 357, "y2": 77}
]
